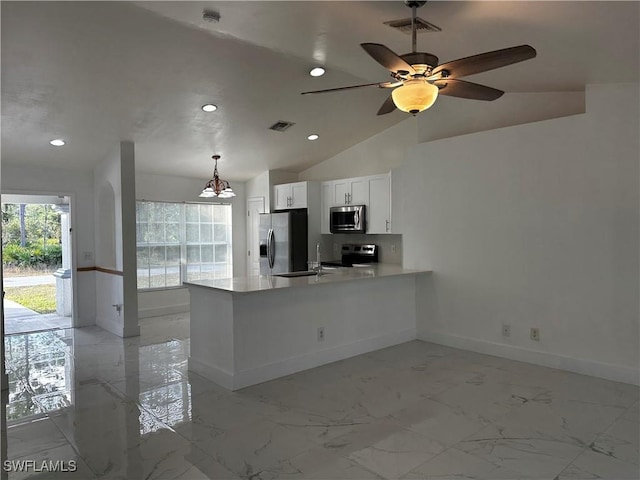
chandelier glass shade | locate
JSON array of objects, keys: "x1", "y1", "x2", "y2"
[
  {"x1": 391, "y1": 80, "x2": 439, "y2": 115},
  {"x1": 199, "y1": 155, "x2": 236, "y2": 199}
]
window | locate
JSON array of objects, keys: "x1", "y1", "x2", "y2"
[{"x1": 136, "y1": 201, "x2": 232, "y2": 289}]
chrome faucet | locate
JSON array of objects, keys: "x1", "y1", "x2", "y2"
[{"x1": 316, "y1": 243, "x2": 322, "y2": 276}]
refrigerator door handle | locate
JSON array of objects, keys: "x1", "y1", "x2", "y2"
[
  {"x1": 268, "y1": 228, "x2": 275, "y2": 269},
  {"x1": 267, "y1": 228, "x2": 271, "y2": 268}
]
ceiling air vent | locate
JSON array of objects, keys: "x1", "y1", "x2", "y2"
[
  {"x1": 269, "y1": 121, "x2": 295, "y2": 132},
  {"x1": 202, "y1": 10, "x2": 220, "y2": 23},
  {"x1": 384, "y1": 17, "x2": 441, "y2": 34}
]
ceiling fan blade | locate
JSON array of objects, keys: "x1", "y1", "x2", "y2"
[
  {"x1": 361, "y1": 43, "x2": 416, "y2": 75},
  {"x1": 377, "y1": 95, "x2": 397, "y2": 115},
  {"x1": 301, "y1": 81, "x2": 394, "y2": 95},
  {"x1": 430, "y1": 45, "x2": 536, "y2": 79},
  {"x1": 434, "y1": 79, "x2": 504, "y2": 101}
]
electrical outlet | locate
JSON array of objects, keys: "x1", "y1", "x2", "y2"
[
  {"x1": 391, "y1": 244, "x2": 396, "y2": 254},
  {"x1": 333, "y1": 243, "x2": 339, "y2": 253},
  {"x1": 317, "y1": 327, "x2": 325, "y2": 342},
  {"x1": 502, "y1": 324, "x2": 511, "y2": 337},
  {"x1": 530, "y1": 328, "x2": 540, "y2": 341},
  {"x1": 82, "y1": 251, "x2": 93, "y2": 261}
]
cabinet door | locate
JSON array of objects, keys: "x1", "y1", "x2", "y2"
[
  {"x1": 321, "y1": 182, "x2": 332, "y2": 234},
  {"x1": 290, "y1": 182, "x2": 308, "y2": 208},
  {"x1": 274, "y1": 184, "x2": 291, "y2": 210},
  {"x1": 367, "y1": 174, "x2": 391, "y2": 234},
  {"x1": 349, "y1": 177, "x2": 369, "y2": 205},
  {"x1": 332, "y1": 180, "x2": 348, "y2": 205}
]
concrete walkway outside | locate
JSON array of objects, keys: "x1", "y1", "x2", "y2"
[
  {"x1": 3, "y1": 274, "x2": 56, "y2": 287},
  {"x1": 3, "y1": 298, "x2": 71, "y2": 335}
]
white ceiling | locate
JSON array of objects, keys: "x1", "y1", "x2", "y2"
[{"x1": 2, "y1": 1, "x2": 638, "y2": 182}]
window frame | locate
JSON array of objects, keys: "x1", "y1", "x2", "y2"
[{"x1": 136, "y1": 200, "x2": 233, "y2": 291}]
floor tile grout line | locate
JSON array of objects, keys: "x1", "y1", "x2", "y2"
[{"x1": 553, "y1": 441, "x2": 593, "y2": 480}]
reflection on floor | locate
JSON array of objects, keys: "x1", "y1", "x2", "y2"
[
  {"x1": 3, "y1": 299, "x2": 72, "y2": 335},
  {"x1": 2, "y1": 313, "x2": 639, "y2": 479}
]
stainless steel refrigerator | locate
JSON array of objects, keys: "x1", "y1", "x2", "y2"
[{"x1": 259, "y1": 210, "x2": 308, "y2": 275}]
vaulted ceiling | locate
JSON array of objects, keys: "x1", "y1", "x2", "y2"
[{"x1": 2, "y1": 1, "x2": 638, "y2": 181}]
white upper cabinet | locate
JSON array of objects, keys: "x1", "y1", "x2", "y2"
[
  {"x1": 331, "y1": 177, "x2": 369, "y2": 206},
  {"x1": 290, "y1": 182, "x2": 307, "y2": 208},
  {"x1": 274, "y1": 181, "x2": 307, "y2": 210},
  {"x1": 367, "y1": 174, "x2": 392, "y2": 234},
  {"x1": 320, "y1": 172, "x2": 394, "y2": 234}
]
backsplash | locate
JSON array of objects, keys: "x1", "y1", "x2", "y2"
[{"x1": 320, "y1": 234, "x2": 403, "y2": 265}]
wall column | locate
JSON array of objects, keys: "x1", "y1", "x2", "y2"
[
  {"x1": 119, "y1": 142, "x2": 139, "y2": 338},
  {"x1": 53, "y1": 206, "x2": 73, "y2": 317},
  {"x1": 93, "y1": 141, "x2": 139, "y2": 338}
]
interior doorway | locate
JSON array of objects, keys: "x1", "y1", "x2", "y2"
[{"x1": 1, "y1": 194, "x2": 73, "y2": 335}]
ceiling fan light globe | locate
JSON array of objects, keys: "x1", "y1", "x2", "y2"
[{"x1": 391, "y1": 81, "x2": 438, "y2": 114}]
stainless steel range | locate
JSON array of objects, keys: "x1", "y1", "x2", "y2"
[{"x1": 322, "y1": 244, "x2": 379, "y2": 267}]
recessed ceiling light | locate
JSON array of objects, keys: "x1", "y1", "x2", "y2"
[
  {"x1": 201, "y1": 104, "x2": 218, "y2": 112},
  {"x1": 49, "y1": 139, "x2": 66, "y2": 147},
  {"x1": 307, "y1": 134, "x2": 319, "y2": 141},
  {"x1": 309, "y1": 67, "x2": 325, "y2": 77}
]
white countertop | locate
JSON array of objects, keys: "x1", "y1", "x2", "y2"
[{"x1": 184, "y1": 264, "x2": 431, "y2": 294}]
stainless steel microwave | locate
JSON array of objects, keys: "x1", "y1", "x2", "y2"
[{"x1": 330, "y1": 205, "x2": 366, "y2": 234}]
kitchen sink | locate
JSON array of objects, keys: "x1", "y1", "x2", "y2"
[{"x1": 273, "y1": 271, "x2": 332, "y2": 278}]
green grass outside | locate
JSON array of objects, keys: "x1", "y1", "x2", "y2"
[{"x1": 4, "y1": 284, "x2": 56, "y2": 314}]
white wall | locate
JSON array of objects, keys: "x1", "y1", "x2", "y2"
[
  {"x1": 417, "y1": 91, "x2": 585, "y2": 144},
  {"x1": 398, "y1": 83, "x2": 639, "y2": 384},
  {"x1": 299, "y1": 92, "x2": 584, "y2": 182},
  {"x1": 299, "y1": 119, "x2": 418, "y2": 181},
  {"x1": 245, "y1": 171, "x2": 270, "y2": 212},
  {"x1": 1, "y1": 164, "x2": 97, "y2": 326},
  {"x1": 93, "y1": 142, "x2": 139, "y2": 337},
  {"x1": 137, "y1": 288, "x2": 190, "y2": 319},
  {"x1": 300, "y1": 84, "x2": 638, "y2": 385},
  {"x1": 135, "y1": 172, "x2": 247, "y2": 317}
]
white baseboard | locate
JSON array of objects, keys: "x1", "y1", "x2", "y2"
[
  {"x1": 95, "y1": 316, "x2": 140, "y2": 338},
  {"x1": 189, "y1": 328, "x2": 416, "y2": 391},
  {"x1": 138, "y1": 304, "x2": 190, "y2": 319},
  {"x1": 188, "y1": 357, "x2": 234, "y2": 390},
  {"x1": 233, "y1": 328, "x2": 416, "y2": 390},
  {"x1": 420, "y1": 330, "x2": 639, "y2": 386}
]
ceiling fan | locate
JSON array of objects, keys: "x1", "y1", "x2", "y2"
[{"x1": 301, "y1": 0, "x2": 537, "y2": 115}]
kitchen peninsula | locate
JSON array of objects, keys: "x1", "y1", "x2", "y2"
[{"x1": 185, "y1": 265, "x2": 431, "y2": 390}]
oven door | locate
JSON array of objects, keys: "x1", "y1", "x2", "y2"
[{"x1": 330, "y1": 205, "x2": 366, "y2": 233}]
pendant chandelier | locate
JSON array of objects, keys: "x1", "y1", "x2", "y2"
[{"x1": 199, "y1": 155, "x2": 236, "y2": 199}]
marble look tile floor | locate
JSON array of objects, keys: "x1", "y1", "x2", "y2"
[{"x1": 1, "y1": 314, "x2": 638, "y2": 480}]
